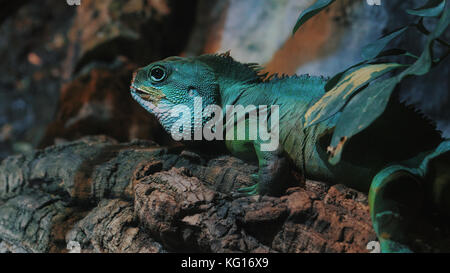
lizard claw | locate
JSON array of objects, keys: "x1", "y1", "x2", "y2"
[
  {"x1": 231, "y1": 174, "x2": 259, "y2": 197},
  {"x1": 232, "y1": 183, "x2": 259, "y2": 197}
]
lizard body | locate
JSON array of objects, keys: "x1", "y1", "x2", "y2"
[{"x1": 130, "y1": 53, "x2": 450, "y2": 252}]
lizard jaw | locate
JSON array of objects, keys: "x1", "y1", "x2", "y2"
[
  {"x1": 130, "y1": 84, "x2": 166, "y2": 106},
  {"x1": 130, "y1": 70, "x2": 167, "y2": 105}
]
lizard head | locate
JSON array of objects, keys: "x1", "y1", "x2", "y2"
[{"x1": 130, "y1": 56, "x2": 220, "y2": 136}]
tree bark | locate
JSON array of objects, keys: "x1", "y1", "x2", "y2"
[{"x1": 0, "y1": 136, "x2": 377, "y2": 253}]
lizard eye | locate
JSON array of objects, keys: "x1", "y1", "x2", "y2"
[{"x1": 149, "y1": 66, "x2": 166, "y2": 82}]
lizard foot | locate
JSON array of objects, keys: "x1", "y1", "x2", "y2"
[
  {"x1": 236, "y1": 184, "x2": 259, "y2": 195},
  {"x1": 233, "y1": 177, "x2": 260, "y2": 197}
]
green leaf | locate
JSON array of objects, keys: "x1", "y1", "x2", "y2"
[
  {"x1": 426, "y1": 3, "x2": 450, "y2": 39},
  {"x1": 328, "y1": 78, "x2": 399, "y2": 165},
  {"x1": 328, "y1": 5, "x2": 450, "y2": 165},
  {"x1": 293, "y1": 0, "x2": 336, "y2": 34},
  {"x1": 324, "y1": 61, "x2": 366, "y2": 92},
  {"x1": 304, "y1": 63, "x2": 405, "y2": 128},
  {"x1": 361, "y1": 27, "x2": 409, "y2": 61},
  {"x1": 325, "y1": 49, "x2": 412, "y2": 92},
  {"x1": 406, "y1": 0, "x2": 447, "y2": 17},
  {"x1": 400, "y1": 0, "x2": 449, "y2": 76}
]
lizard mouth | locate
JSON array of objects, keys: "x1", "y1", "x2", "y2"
[
  {"x1": 131, "y1": 86, "x2": 159, "y2": 102},
  {"x1": 130, "y1": 77, "x2": 166, "y2": 105}
]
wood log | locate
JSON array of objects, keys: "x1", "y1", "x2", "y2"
[{"x1": 0, "y1": 136, "x2": 377, "y2": 253}]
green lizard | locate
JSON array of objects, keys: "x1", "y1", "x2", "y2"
[{"x1": 130, "y1": 53, "x2": 450, "y2": 253}]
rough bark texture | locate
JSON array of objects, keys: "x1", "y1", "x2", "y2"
[{"x1": 0, "y1": 136, "x2": 377, "y2": 253}]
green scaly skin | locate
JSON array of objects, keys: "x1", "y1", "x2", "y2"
[{"x1": 130, "y1": 53, "x2": 450, "y2": 253}]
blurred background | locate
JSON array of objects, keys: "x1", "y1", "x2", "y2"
[{"x1": 0, "y1": 0, "x2": 448, "y2": 161}]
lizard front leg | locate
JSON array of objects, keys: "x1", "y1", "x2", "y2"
[{"x1": 235, "y1": 140, "x2": 295, "y2": 196}]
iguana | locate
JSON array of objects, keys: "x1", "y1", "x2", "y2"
[{"x1": 130, "y1": 53, "x2": 450, "y2": 253}]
